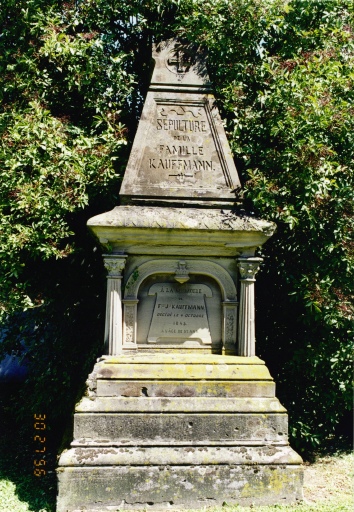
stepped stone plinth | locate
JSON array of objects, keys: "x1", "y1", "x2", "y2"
[{"x1": 57, "y1": 355, "x2": 303, "y2": 510}]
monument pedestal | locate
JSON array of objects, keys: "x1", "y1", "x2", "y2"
[
  {"x1": 57, "y1": 354, "x2": 303, "y2": 511},
  {"x1": 57, "y1": 40, "x2": 303, "y2": 510}
]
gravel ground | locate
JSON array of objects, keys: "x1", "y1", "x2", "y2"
[{"x1": 303, "y1": 452, "x2": 353, "y2": 505}]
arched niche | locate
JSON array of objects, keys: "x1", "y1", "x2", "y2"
[{"x1": 122, "y1": 259, "x2": 238, "y2": 354}]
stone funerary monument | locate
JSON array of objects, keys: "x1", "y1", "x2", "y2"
[{"x1": 57, "y1": 40, "x2": 303, "y2": 510}]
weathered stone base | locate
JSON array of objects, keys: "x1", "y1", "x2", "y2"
[
  {"x1": 57, "y1": 355, "x2": 303, "y2": 510},
  {"x1": 58, "y1": 463, "x2": 303, "y2": 511}
]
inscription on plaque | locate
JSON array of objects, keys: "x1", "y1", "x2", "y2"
[
  {"x1": 147, "y1": 283, "x2": 212, "y2": 345},
  {"x1": 141, "y1": 101, "x2": 226, "y2": 189}
]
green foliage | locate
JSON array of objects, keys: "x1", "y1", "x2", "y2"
[
  {"x1": 0, "y1": 102, "x2": 127, "y2": 314},
  {"x1": 0, "y1": 0, "x2": 136, "y2": 317},
  {"x1": 0, "y1": 0, "x2": 352, "y2": 467},
  {"x1": 175, "y1": 0, "x2": 353, "y2": 449}
]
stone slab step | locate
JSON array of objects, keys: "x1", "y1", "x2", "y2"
[
  {"x1": 71, "y1": 439, "x2": 288, "y2": 447},
  {"x1": 59, "y1": 445, "x2": 303, "y2": 466},
  {"x1": 96, "y1": 379, "x2": 276, "y2": 397},
  {"x1": 74, "y1": 413, "x2": 288, "y2": 443},
  {"x1": 76, "y1": 397, "x2": 286, "y2": 413},
  {"x1": 96, "y1": 362, "x2": 271, "y2": 381},
  {"x1": 57, "y1": 464, "x2": 303, "y2": 511},
  {"x1": 100, "y1": 354, "x2": 264, "y2": 364}
]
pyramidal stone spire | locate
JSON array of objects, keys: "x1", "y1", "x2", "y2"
[{"x1": 119, "y1": 39, "x2": 241, "y2": 206}]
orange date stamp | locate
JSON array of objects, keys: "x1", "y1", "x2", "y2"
[{"x1": 33, "y1": 414, "x2": 46, "y2": 477}]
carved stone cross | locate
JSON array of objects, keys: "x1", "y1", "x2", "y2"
[{"x1": 167, "y1": 50, "x2": 191, "y2": 73}]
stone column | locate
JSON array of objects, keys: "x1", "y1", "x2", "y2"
[
  {"x1": 103, "y1": 254, "x2": 127, "y2": 356},
  {"x1": 237, "y1": 257, "x2": 263, "y2": 357}
]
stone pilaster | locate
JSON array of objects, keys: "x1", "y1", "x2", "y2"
[
  {"x1": 222, "y1": 301, "x2": 238, "y2": 355},
  {"x1": 122, "y1": 299, "x2": 139, "y2": 350},
  {"x1": 237, "y1": 257, "x2": 263, "y2": 357},
  {"x1": 103, "y1": 254, "x2": 127, "y2": 356}
]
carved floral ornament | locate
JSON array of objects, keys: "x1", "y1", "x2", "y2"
[
  {"x1": 103, "y1": 255, "x2": 127, "y2": 277},
  {"x1": 237, "y1": 257, "x2": 263, "y2": 282},
  {"x1": 174, "y1": 260, "x2": 190, "y2": 283}
]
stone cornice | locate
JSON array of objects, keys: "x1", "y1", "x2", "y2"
[{"x1": 88, "y1": 206, "x2": 275, "y2": 235}]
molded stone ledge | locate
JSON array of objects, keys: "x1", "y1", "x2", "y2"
[
  {"x1": 73, "y1": 413, "x2": 288, "y2": 444},
  {"x1": 76, "y1": 397, "x2": 286, "y2": 414},
  {"x1": 59, "y1": 445, "x2": 303, "y2": 467}
]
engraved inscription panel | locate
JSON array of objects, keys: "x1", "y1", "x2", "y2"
[
  {"x1": 147, "y1": 283, "x2": 212, "y2": 345},
  {"x1": 140, "y1": 101, "x2": 227, "y2": 191},
  {"x1": 136, "y1": 274, "x2": 222, "y2": 347}
]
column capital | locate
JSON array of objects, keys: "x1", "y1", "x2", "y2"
[
  {"x1": 237, "y1": 257, "x2": 263, "y2": 282},
  {"x1": 103, "y1": 254, "x2": 127, "y2": 278}
]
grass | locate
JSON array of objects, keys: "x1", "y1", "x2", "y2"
[{"x1": 0, "y1": 480, "x2": 49, "y2": 512}]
